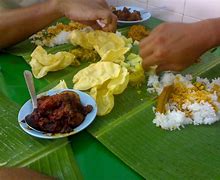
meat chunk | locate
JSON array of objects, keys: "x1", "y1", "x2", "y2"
[
  {"x1": 25, "y1": 91, "x2": 93, "y2": 133},
  {"x1": 113, "y1": 7, "x2": 142, "y2": 21}
]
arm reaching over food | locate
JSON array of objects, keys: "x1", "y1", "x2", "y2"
[
  {"x1": 0, "y1": 0, "x2": 117, "y2": 49},
  {"x1": 140, "y1": 18, "x2": 220, "y2": 72},
  {"x1": 0, "y1": 168, "x2": 54, "y2": 180}
]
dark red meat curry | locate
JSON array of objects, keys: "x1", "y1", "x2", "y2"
[
  {"x1": 112, "y1": 7, "x2": 142, "y2": 21},
  {"x1": 25, "y1": 91, "x2": 93, "y2": 134}
]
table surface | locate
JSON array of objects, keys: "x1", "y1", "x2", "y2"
[{"x1": 0, "y1": 52, "x2": 143, "y2": 179}]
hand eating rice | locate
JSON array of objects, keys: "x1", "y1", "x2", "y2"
[{"x1": 0, "y1": 0, "x2": 117, "y2": 48}]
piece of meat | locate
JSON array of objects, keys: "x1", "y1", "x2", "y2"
[
  {"x1": 113, "y1": 7, "x2": 142, "y2": 21},
  {"x1": 25, "y1": 91, "x2": 93, "y2": 134}
]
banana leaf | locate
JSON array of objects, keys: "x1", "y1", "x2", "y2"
[
  {"x1": 0, "y1": 91, "x2": 82, "y2": 180},
  {"x1": 88, "y1": 55, "x2": 220, "y2": 179},
  {"x1": 4, "y1": 17, "x2": 220, "y2": 178},
  {"x1": 4, "y1": 17, "x2": 162, "y2": 62},
  {"x1": 37, "y1": 50, "x2": 220, "y2": 179}
]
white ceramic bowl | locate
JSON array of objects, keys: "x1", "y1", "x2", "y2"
[
  {"x1": 115, "y1": 6, "x2": 151, "y2": 25},
  {"x1": 18, "y1": 89, "x2": 97, "y2": 139}
]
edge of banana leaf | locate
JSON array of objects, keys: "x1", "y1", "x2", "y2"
[
  {"x1": 3, "y1": 17, "x2": 220, "y2": 179},
  {"x1": 0, "y1": 91, "x2": 82, "y2": 180}
]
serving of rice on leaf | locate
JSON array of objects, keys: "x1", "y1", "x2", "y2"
[
  {"x1": 147, "y1": 72, "x2": 220, "y2": 130},
  {"x1": 30, "y1": 21, "x2": 92, "y2": 47}
]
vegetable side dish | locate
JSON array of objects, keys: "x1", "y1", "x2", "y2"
[
  {"x1": 29, "y1": 28, "x2": 144, "y2": 116},
  {"x1": 112, "y1": 7, "x2": 142, "y2": 21},
  {"x1": 25, "y1": 91, "x2": 93, "y2": 133},
  {"x1": 128, "y1": 25, "x2": 150, "y2": 41}
]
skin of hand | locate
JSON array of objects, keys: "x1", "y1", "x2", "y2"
[
  {"x1": 140, "y1": 19, "x2": 220, "y2": 73},
  {"x1": 0, "y1": 168, "x2": 55, "y2": 180},
  {"x1": 0, "y1": 0, "x2": 117, "y2": 48},
  {"x1": 56, "y1": 0, "x2": 117, "y2": 32}
]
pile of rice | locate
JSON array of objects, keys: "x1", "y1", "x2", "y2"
[
  {"x1": 30, "y1": 22, "x2": 93, "y2": 47},
  {"x1": 147, "y1": 72, "x2": 220, "y2": 130}
]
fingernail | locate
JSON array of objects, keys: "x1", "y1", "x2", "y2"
[{"x1": 96, "y1": 20, "x2": 106, "y2": 28}]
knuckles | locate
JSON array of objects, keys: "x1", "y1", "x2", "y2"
[
  {"x1": 154, "y1": 35, "x2": 166, "y2": 45},
  {"x1": 154, "y1": 48, "x2": 168, "y2": 59}
]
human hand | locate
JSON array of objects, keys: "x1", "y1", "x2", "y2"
[
  {"x1": 140, "y1": 21, "x2": 216, "y2": 72},
  {"x1": 0, "y1": 168, "x2": 54, "y2": 180},
  {"x1": 56, "y1": 0, "x2": 117, "y2": 32}
]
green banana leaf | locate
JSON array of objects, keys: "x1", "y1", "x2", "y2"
[
  {"x1": 0, "y1": 91, "x2": 82, "y2": 180},
  {"x1": 4, "y1": 17, "x2": 220, "y2": 179}
]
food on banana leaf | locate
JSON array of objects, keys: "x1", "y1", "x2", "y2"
[
  {"x1": 25, "y1": 91, "x2": 93, "y2": 133},
  {"x1": 122, "y1": 53, "x2": 145, "y2": 86},
  {"x1": 70, "y1": 47, "x2": 100, "y2": 63},
  {"x1": 30, "y1": 46, "x2": 76, "y2": 78},
  {"x1": 73, "y1": 62, "x2": 129, "y2": 116},
  {"x1": 30, "y1": 46, "x2": 101, "y2": 78},
  {"x1": 51, "y1": 80, "x2": 68, "y2": 90},
  {"x1": 147, "y1": 72, "x2": 220, "y2": 130},
  {"x1": 69, "y1": 30, "x2": 132, "y2": 63},
  {"x1": 73, "y1": 62, "x2": 121, "y2": 90},
  {"x1": 29, "y1": 27, "x2": 145, "y2": 115},
  {"x1": 30, "y1": 21, "x2": 92, "y2": 47},
  {"x1": 128, "y1": 25, "x2": 150, "y2": 41}
]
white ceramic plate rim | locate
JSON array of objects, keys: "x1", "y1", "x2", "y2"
[
  {"x1": 116, "y1": 6, "x2": 151, "y2": 24},
  {"x1": 18, "y1": 89, "x2": 97, "y2": 139}
]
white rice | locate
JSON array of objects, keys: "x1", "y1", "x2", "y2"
[
  {"x1": 153, "y1": 110, "x2": 192, "y2": 131},
  {"x1": 148, "y1": 73, "x2": 220, "y2": 130},
  {"x1": 30, "y1": 26, "x2": 93, "y2": 47},
  {"x1": 187, "y1": 101, "x2": 219, "y2": 125},
  {"x1": 48, "y1": 31, "x2": 71, "y2": 47}
]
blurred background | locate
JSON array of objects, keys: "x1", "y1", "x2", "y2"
[{"x1": 107, "y1": 0, "x2": 220, "y2": 23}]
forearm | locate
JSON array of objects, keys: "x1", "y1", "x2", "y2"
[
  {"x1": 208, "y1": 18, "x2": 220, "y2": 47},
  {"x1": 186, "y1": 17, "x2": 220, "y2": 54},
  {"x1": 0, "y1": 0, "x2": 62, "y2": 48}
]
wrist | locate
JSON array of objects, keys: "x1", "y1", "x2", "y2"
[
  {"x1": 190, "y1": 19, "x2": 220, "y2": 52},
  {"x1": 202, "y1": 18, "x2": 220, "y2": 48},
  {"x1": 209, "y1": 18, "x2": 220, "y2": 46}
]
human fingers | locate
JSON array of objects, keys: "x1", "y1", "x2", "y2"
[
  {"x1": 139, "y1": 41, "x2": 154, "y2": 60},
  {"x1": 139, "y1": 34, "x2": 156, "y2": 55},
  {"x1": 77, "y1": 20, "x2": 102, "y2": 30},
  {"x1": 140, "y1": 47, "x2": 153, "y2": 63},
  {"x1": 77, "y1": 12, "x2": 116, "y2": 32},
  {"x1": 156, "y1": 64, "x2": 184, "y2": 73},
  {"x1": 94, "y1": 10, "x2": 113, "y2": 24},
  {"x1": 102, "y1": 14, "x2": 117, "y2": 32},
  {"x1": 76, "y1": 10, "x2": 116, "y2": 31},
  {"x1": 142, "y1": 55, "x2": 161, "y2": 71},
  {"x1": 139, "y1": 34, "x2": 154, "y2": 48}
]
